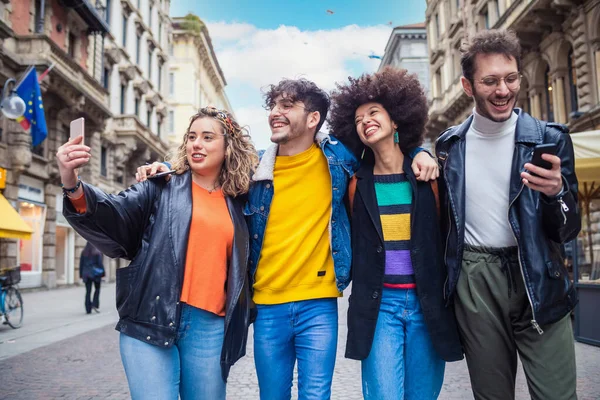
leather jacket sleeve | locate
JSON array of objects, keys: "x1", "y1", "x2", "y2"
[
  {"x1": 63, "y1": 180, "x2": 161, "y2": 260},
  {"x1": 539, "y1": 125, "x2": 581, "y2": 244}
]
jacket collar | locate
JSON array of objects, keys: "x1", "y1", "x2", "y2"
[
  {"x1": 252, "y1": 131, "x2": 330, "y2": 182},
  {"x1": 447, "y1": 108, "x2": 543, "y2": 145}
]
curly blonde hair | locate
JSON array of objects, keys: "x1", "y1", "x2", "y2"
[{"x1": 166, "y1": 107, "x2": 258, "y2": 197}]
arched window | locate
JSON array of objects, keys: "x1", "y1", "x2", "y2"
[
  {"x1": 544, "y1": 66, "x2": 554, "y2": 122},
  {"x1": 567, "y1": 49, "x2": 578, "y2": 114}
]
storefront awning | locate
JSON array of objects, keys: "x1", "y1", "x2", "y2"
[
  {"x1": 572, "y1": 130, "x2": 600, "y2": 185},
  {"x1": 0, "y1": 194, "x2": 32, "y2": 240}
]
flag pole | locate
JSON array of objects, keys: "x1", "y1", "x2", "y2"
[{"x1": 37, "y1": 62, "x2": 56, "y2": 83}]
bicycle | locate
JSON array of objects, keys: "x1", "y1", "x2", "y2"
[{"x1": 0, "y1": 266, "x2": 24, "y2": 329}]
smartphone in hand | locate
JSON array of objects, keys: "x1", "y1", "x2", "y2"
[
  {"x1": 530, "y1": 143, "x2": 557, "y2": 170},
  {"x1": 70, "y1": 118, "x2": 85, "y2": 145}
]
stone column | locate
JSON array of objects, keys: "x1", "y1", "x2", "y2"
[
  {"x1": 42, "y1": 185, "x2": 58, "y2": 288},
  {"x1": 595, "y1": 49, "x2": 600, "y2": 104},
  {"x1": 554, "y1": 77, "x2": 567, "y2": 124}
]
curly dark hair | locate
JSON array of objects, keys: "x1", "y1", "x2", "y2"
[
  {"x1": 461, "y1": 29, "x2": 522, "y2": 83},
  {"x1": 328, "y1": 66, "x2": 428, "y2": 157},
  {"x1": 263, "y1": 78, "x2": 330, "y2": 133}
]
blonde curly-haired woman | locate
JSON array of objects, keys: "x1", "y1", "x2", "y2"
[{"x1": 56, "y1": 107, "x2": 258, "y2": 400}]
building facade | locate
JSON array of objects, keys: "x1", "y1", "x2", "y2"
[
  {"x1": 168, "y1": 14, "x2": 232, "y2": 146},
  {"x1": 0, "y1": 0, "x2": 171, "y2": 289},
  {"x1": 379, "y1": 23, "x2": 431, "y2": 97},
  {"x1": 425, "y1": 0, "x2": 600, "y2": 138}
]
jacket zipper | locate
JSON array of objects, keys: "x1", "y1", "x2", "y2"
[
  {"x1": 442, "y1": 148, "x2": 454, "y2": 302},
  {"x1": 557, "y1": 197, "x2": 569, "y2": 225},
  {"x1": 508, "y1": 182, "x2": 544, "y2": 335}
]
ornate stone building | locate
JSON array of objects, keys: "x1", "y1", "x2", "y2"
[
  {"x1": 167, "y1": 15, "x2": 232, "y2": 146},
  {"x1": 379, "y1": 23, "x2": 431, "y2": 97},
  {"x1": 0, "y1": 0, "x2": 171, "y2": 289},
  {"x1": 425, "y1": 0, "x2": 600, "y2": 138},
  {"x1": 379, "y1": 22, "x2": 434, "y2": 149}
]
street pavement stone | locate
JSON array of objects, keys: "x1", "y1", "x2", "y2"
[{"x1": 0, "y1": 290, "x2": 599, "y2": 399}]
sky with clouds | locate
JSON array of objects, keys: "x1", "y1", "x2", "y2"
[{"x1": 171, "y1": 1, "x2": 427, "y2": 150}]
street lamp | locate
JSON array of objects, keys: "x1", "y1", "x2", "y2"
[{"x1": 0, "y1": 78, "x2": 26, "y2": 120}]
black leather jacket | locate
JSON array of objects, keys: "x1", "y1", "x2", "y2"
[
  {"x1": 63, "y1": 171, "x2": 251, "y2": 380},
  {"x1": 435, "y1": 110, "x2": 580, "y2": 330}
]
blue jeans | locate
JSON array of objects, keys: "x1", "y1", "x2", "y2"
[
  {"x1": 361, "y1": 289, "x2": 445, "y2": 400},
  {"x1": 120, "y1": 304, "x2": 225, "y2": 400},
  {"x1": 254, "y1": 298, "x2": 338, "y2": 400}
]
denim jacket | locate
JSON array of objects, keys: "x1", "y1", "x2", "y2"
[{"x1": 244, "y1": 131, "x2": 359, "y2": 292}]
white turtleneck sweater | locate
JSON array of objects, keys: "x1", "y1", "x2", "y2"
[{"x1": 464, "y1": 108, "x2": 519, "y2": 248}]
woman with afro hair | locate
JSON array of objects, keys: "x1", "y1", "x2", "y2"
[{"x1": 328, "y1": 67, "x2": 463, "y2": 399}]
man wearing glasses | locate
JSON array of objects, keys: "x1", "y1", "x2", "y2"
[{"x1": 435, "y1": 29, "x2": 580, "y2": 399}]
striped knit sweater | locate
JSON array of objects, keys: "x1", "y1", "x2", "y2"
[{"x1": 374, "y1": 174, "x2": 415, "y2": 289}]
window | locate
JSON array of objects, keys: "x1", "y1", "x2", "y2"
[
  {"x1": 103, "y1": 67, "x2": 110, "y2": 89},
  {"x1": 100, "y1": 146, "x2": 108, "y2": 177},
  {"x1": 169, "y1": 42, "x2": 173, "y2": 56},
  {"x1": 158, "y1": 63, "x2": 163, "y2": 91},
  {"x1": 105, "y1": 0, "x2": 111, "y2": 24},
  {"x1": 136, "y1": 34, "x2": 141, "y2": 64},
  {"x1": 137, "y1": 0, "x2": 141, "y2": 8},
  {"x1": 568, "y1": 49, "x2": 578, "y2": 114},
  {"x1": 483, "y1": 8, "x2": 490, "y2": 29},
  {"x1": 67, "y1": 32, "x2": 77, "y2": 58},
  {"x1": 122, "y1": 15, "x2": 128, "y2": 47},
  {"x1": 157, "y1": 118, "x2": 162, "y2": 138},
  {"x1": 169, "y1": 110, "x2": 174, "y2": 133},
  {"x1": 32, "y1": 142, "x2": 44, "y2": 157},
  {"x1": 544, "y1": 66, "x2": 554, "y2": 122},
  {"x1": 169, "y1": 73, "x2": 174, "y2": 96},
  {"x1": 135, "y1": 96, "x2": 140, "y2": 117},
  {"x1": 148, "y1": 50, "x2": 152, "y2": 79},
  {"x1": 434, "y1": 13, "x2": 440, "y2": 39},
  {"x1": 148, "y1": 4, "x2": 153, "y2": 30},
  {"x1": 158, "y1": 22, "x2": 162, "y2": 45},
  {"x1": 120, "y1": 84, "x2": 126, "y2": 114},
  {"x1": 147, "y1": 106, "x2": 153, "y2": 128},
  {"x1": 34, "y1": 0, "x2": 44, "y2": 33},
  {"x1": 435, "y1": 68, "x2": 442, "y2": 98}
]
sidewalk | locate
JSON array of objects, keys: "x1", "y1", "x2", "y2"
[
  {"x1": 0, "y1": 282, "x2": 118, "y2": 360},
  {"x1": 0, "y1": 283, "x2": 599, "y2": 399}
]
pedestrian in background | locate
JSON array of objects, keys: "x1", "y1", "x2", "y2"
[
  {"x1": 328, "y1": 67, "x2": 463, "y2": 400},
  {"x1": 79, "y1": 241, "x2": 104, "y2": 314},
  {"x1": 56, "y1": 106, "x2": 257, "y2": 400}
]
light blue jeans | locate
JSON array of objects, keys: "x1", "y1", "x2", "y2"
[
  {"x1": 361, "y1": 288, "x2": 445, "y2": 400},
  {"x1": 253, "y1": 298, "x2": 338, "y2": 400},
  {"x1": 119, "y1": 303, "x2": 225, "y2": 400}
]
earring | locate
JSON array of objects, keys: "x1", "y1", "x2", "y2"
[
  {"x1": 394, "y1": 131, "x2": 399, "y2": 143},
  {"x1": 360, "y1": 148, "x2": 366, "y2": 160}
]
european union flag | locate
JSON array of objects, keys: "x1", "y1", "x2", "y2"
[{"x1": 16, "y1": 68, "x2": 48, "y2": 147}]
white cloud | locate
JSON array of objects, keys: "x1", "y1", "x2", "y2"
[
  {"x1": 235, "y1": 105, "x2": 272, "y2": 151},
  {"x1": 205, "y1": 21, "x2": 391, "y2": 148}
]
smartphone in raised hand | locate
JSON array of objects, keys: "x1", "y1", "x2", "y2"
[
  {"x1": 531, "y1": 143, "x2": 558, "y2": 170},
  {"x1": 70, "y1": 117, "x2": 85, "y2": 145}
]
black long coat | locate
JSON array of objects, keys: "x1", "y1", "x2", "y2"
[{"x1": 345, "y1": 155, "x2": 463, "y2": 362}]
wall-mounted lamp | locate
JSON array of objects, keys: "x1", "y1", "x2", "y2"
[{"x1": 0, "y1": 78, "x2": 26, "y2": 119}]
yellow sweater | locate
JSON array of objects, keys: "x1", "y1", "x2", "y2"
[{"x1": 253, "y1": 144, "x2": 341, "y2": 304}]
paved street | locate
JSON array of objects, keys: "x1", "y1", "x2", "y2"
[{"x1": 0, "y1": 283, "x2": 599, "y2": 399}]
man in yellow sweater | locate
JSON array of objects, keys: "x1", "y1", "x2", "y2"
[{"x1": 245, "y1": 79, "x2": 437, "y2": 399}]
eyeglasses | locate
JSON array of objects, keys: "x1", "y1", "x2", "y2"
[
  {"x1": 269, "y1": 99, "x2": 306, "y2": 115},
  {"x1": 477, "y1": 73, "x2": 522, "y2": 90}
]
